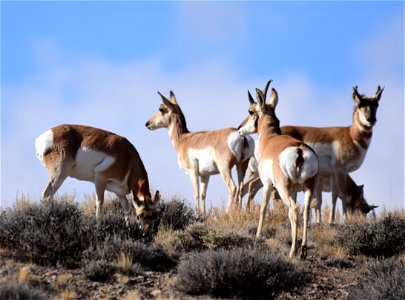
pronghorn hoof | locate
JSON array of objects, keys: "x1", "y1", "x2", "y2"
[{"x1": 300, "y1": 245, "x2": 308, "y2": 260}]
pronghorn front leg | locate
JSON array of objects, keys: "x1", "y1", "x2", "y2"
[
  {"x1": 256, "y1": 183, "x2": 272, "y2": 238},
  {"x1": 314, "y1": 180, "x2": 323, "y2": 224},
  {"x1": 329, "y1": 182, "x2": 339, "y2": 224},
  {"x1": 200, "y1": 175, "x2": 210, "y2": 216},
  {"x1": 189, "y1": 162, "x2": 201, "y2": 217},
  {"x1": 334, "y1": 171, "x2": 348, "y2": 222},
  {"x1": 94, "y1": 176, "x2": 107, "y2": 218},
  {"x1": 118, "y1": 195, "x2": 130, "y2": 225}
]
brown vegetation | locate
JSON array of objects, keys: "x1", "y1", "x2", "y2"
[{"x1": 0, "y1": 194, "x2": 404, "y2": 299}]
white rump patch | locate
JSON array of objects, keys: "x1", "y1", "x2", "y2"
[
  {"x1": 228, "y1": 131, "x2": 254, "y2": 162},
  {"x1": 241, "y1": 134, "x2": 255, "y2": 162},
  {"x1": 279, "y1": 146, "x2": 318, "y2": 184},
  {"x1": 227, "y1": 131, "x2": 243, "y2": 162},
  {"x1": 35, "y1": 129, "x2": 53, "y2": 167}
]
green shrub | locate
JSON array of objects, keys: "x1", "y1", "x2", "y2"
[
  {"x1": 338, "y1": 214, "x2": 405, "y2": 258},
  {"x1": 0, "y1": 282, "x2": 49, "y2": 300},
  {"x1": 348, "y1": 258, "x2": 405, "y2": 300},
  {"x1": 176, "y1": 247, "x2": 311, "y2": 299}
]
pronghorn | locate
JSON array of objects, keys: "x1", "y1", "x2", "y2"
[
  {"x1": 243, "y1": 153, "x2": 378, "y2": 222},
  {"x1": 238, "y1": 81, "x2": 319, "y2": 259},
  {"x1": 35, "y1": 124, "x2": 160, "y2": 231},
  {"x1": 279, "y1": 85, "x2": 383, "y2": 223},
  {"x1": 145, "y1": 91, "x2": 254, "y2": 216}
]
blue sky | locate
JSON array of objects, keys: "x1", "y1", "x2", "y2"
[{"x1": 1, "y1": 1, "x2": 404, "y2": 213}]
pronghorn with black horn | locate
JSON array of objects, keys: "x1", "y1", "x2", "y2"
[
  {"x1": 238, "y1": 80, "x2": 319, "y2": 259},
  {"x1": 280, "y1": 85, "x2": 383, "y2": 222},
  {"x1": 145, "y1": 91, "x2": 254, "y2": 217},
  {"x1": 35, "y1": 124, "x2": 160, "y2": 232},
  {"x1": 241, "y1": 85, "x2": 382, "y2": 223}
]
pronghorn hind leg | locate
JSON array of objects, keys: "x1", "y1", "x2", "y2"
[
  {"x1": 219, "y1": 166, "x2": 237, "y2": 213},
  {"x1": 300, "y1": 181, "x2": 315, "y2": 260},
  {"x1": 236, "y1": 160, "x2": 249, "y2": 210},
  {"x1": 277, "y1": 186, "x2": 298, "y2": 258},
  {"x1": 42, "y1": 159, "x2": 72, "y2": 201}
]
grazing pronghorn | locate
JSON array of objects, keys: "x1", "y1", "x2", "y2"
[
  {"x1": 238, "y1": 81, "x2": 319, "y2": 259},
  {"x1": 242, "y1": 156, "x2": 378, "y2": 222},
  {"x1": 35, "y1": 124, "x2": 160, "y2": 231},
  {"x1": 280, "y1": 85, "x2": 383, "y2": 222},
  {"x1": 314, "y1": 173, "x2": 378, "y2": 220},
  {"x1": 145, "y1": 91, "x2": 254, "y2": 216}
]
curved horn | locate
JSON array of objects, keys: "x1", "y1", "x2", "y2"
[
  {"x1": 352, "y1": 86, "x2": 361, "y2": 104},
  {"x1": 248, "y1": 90, "x2": 255, "y2": 104},
  {"x1": 262, "y1": 79, "x2": 273, "y2": 100},
  {"x1": 256, "y1": 88, "x2": 265, "y2": 107},
  {"x1": 375, "y1": 86, "x2": 384, "y2": 101}
]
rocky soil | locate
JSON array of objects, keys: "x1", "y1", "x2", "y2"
[{"x1": 0, "y1": 252, "x2": 364, "y2": 300}]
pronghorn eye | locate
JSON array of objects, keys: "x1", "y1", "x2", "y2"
[
  {"x1": 248, "y1": 110, "x2": 254, "y2": 115},
  {"x1": 159, "y1": 108, "x2": 165, "y2": 113}
]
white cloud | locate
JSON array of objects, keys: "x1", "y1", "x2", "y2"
[{"x1": 175, "y1": 2, "x2": 247, "y2": 46}]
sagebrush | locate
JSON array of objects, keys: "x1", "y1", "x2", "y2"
[{"x1": 176, "y1": 247, "x2": 311, "y2": 299}]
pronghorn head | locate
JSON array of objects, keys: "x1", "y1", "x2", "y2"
[
  {"x1": 352, "y1": 85, "x2": 384, "y2": 128},
  {"x1": 238, "y1": 80, "x2": 279, "y2": 135},
  {"x1": 145, "y1": 91, "x2": 186, "y2": 131},
  {"x1": 347, "y1": 184, "x2": 378, "y2": 217},
  {"x1": 133, "y1": 190, "x2": 161, "y2": 233}
]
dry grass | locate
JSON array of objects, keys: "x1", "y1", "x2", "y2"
[
  {"x1": 117, "y1": 252, "x2": 133, "y2": 275},
  {"x1": 17, "y1": 266, "x2": 30, "y2": 283},
  {"x1": 123, "y1": 290, "x2": 142, "y2": 300},
  {"x1": 59, "y1": 289, "x2": 77, "y2": 300},
  {"x1": 79, "y1": 193, "x2": 122, "y2": 215}
]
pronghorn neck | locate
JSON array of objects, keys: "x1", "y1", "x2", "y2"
[
  {"x1": 258, "y1": 114, "x2": 281, "y2": 139},
  {"x1": 350, "y1": 107, "x2": 373, "y2": 149},
  {"x1": 168, "y1": 112, "x2": 190, "y2": 151}
]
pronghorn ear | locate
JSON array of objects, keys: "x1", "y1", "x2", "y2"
[
  {"x1": 375, "y1": 86, "x2": 384, "y2": 102},
  {"x1": 248, "y1": 90, "x2": 255, "y2": 104},
  {"x1": 262, "y1": 79, "x2": 273, "y2": 100},
  {"x1": 356, "y1": 185, "x2": 364, "y2": 198},
  {"x1": 268, "y1": 88, "x2": 278, "y2": 108},
  {"x1": 151, "y1": 190, "x2": 160, "y2": 206},
  {"x1": 352, "y1": 86, "x2": 362, "y2": 105},
  {"x1": 255, "y1": 88, "x2": 265, "y2": 109},
  {"x1": 158, "y1": 91, "x2": 175, "y2": 110},
  {"x1": 169, "y1": 91, "x2": 178, "y2": 104},
  {"x1": 364, "y1": 204, "x2": 378, "y2": 215}
]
